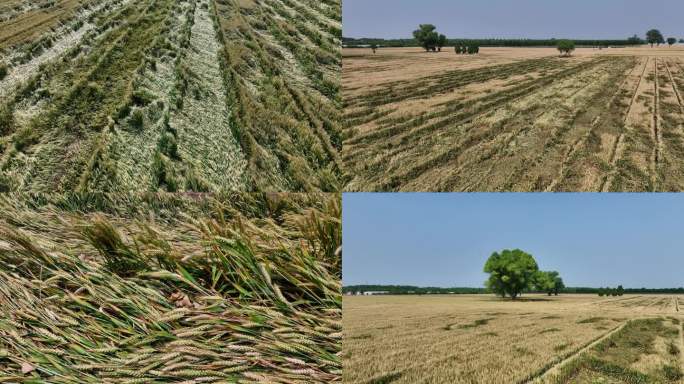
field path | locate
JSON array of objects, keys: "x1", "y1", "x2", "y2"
[
  {"x1": 601, "y1": 56, "x2": 650, "y2": 191},
  {"x1": 528, "y1": 321, "x2": 629, "y2": 384},
  {"x1": 652, "y1": 57, "x2": 661, "y2": 187},
  {"x1": 546, "y1": 59, "x2": 640, "y2": 191},
  {"x1": 170, "y1": 0, "x2": 247, "y2": 189}
]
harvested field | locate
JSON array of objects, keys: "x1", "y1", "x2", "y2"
[
  {"x1": 0, "y1": 192, "x2": 341, "y2": 382},
  {"x1": 0, "y1": 0, "x2": 341, "y2": 192},
  {"x1": 343, "y1": 294, "x2": 684, "y2": 384},
  {"x1": 342, "y1": 46, "x2": 684, "y2": 192}
]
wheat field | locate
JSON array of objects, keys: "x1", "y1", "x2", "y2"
[
  {"x1": 343, "y1": 294, "x2": 684, "y2": 384},
  {"x1": 0, "y1": 193, "x2": 341, "y2": 382},
  {"x1": 0, "y1": 0, "x2": 341, "y2": 192},
  {"x1": 343, "y1": 46, "x2": 684, "y2": 192}
]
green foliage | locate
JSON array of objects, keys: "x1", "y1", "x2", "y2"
[
  {"x1": 13, "y1": 126, "x2": 39, "y2": 152},
  {"x1": 131, "y1": 89, "x2": 156, "y2": 106},
  {"x1": 0, "y1": 63, "x2": 7, "y2": 81},
  {"x1": 557, "y1": 39, "x2": 575, "y2": 56},
  {"x1": 667, "y1": 37, "x2": 677, "y2": 46},
  {"x1": 535, "y1": 270, "x2": 564, "y2": 295},
  {"x1": 157, "y1": 132, "x2": 179, "y2": 159},
  {"x1": 0, "y1": 104, "x2": 15, "y2": 135},
  {"x1": 627, "y1": 34, "x2": 642, "y2": 45},
  {"x1": 82, "y1": 216, "x2": 147, "y2": 277},
  {"x1": 534, "y1": 271, "x2": 555, "y2": 295},
  {"x1": 437, "y1": 34, "x2": 447, "y2": 51},
  {"x1": 646, "y1": 29, "x2": 665, "y2": 47},
  {"x1": 413, "y1": 24, "x2": 440, "y2": 52},
  {"x1": 617, "y1": 285, "x2": 624, "y2": 296},
  {"x1": 483, "y1": 249, "x2": 539, "y2": 299},
  {"x1": 129, "y1": 108, "x2": 145, "y2": 131},
  {"x1": 467, "y1": 44, "x2": 480, "y2": 54}
]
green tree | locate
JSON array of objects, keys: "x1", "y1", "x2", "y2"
[
  {"x1": 557, "y1": 40, "x2": 575, "y2": 57},
  {"x1": 627, "y1": 34, "x2": 642, "y2": 45},
  {"x1": 646, "y1": 29, "x2": 665, "y2": 47},
  {"x1": 534, "y1": 271, "x2": 555, "y2": 295},
  {"x1": 598, "y1": 287, "x2": 605, "y2": 297},
  {"x1": 437, "y1": 34, "x2": 447, "y2": 52},
  {"x1": 413, "y1": 24, "x2": 439, "y2": 52},
  {"x1": 617, "y1": 285, "x2": 624, "y2": 296},
  {"x1": 550, "y1": 271, "x2": 565, "y2": 295},
  {"x1": 667, "y1": 37, "x2": 677, "y2": 47},
  {"x1": 484, "y1": 249, "x2": 539, "y2": 300}
]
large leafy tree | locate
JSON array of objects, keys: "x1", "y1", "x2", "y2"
[
  {"x1": 646, "y1": 29, "x2": 665, "y2": 47},
  {"x1": 484, "y1": 249, "x2": 539, "y2": 299},
  {"x1": 413, "y1": 24, "x2": 440, "y2": 52}
]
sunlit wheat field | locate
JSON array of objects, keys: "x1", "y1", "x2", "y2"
[
  {"x1": 343, "y1": 294, "x2": 684, "y2": 384},
  {"x1": 343, "y1": 46, "x2": 684, "y2": 192}
]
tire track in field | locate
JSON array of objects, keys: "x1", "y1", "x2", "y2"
[
  {"x1": 545, "y1": 59, "x2": 640, "y2": 192},
  {"x1": 664, "y1": 59, "x2": 684, "y2": 115},
  {"x1": 601, "y1": 56, "x2": 650, "y2": 192},
  {"x1": 362, "y1": 59, "x2": 613, "y2": 191},
  {"x1": 463, "y1": 75, "x2": 606, "y2": 193},
  {"x1": 652, "y1": 57, "x2": 661, "y2": 188},
  {"x1": 459, "y1": 59, "x2": 630, "y2": 192}
]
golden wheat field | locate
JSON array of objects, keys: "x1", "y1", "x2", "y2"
[
  {"x1": 343, "y1": 294, "x2": 684, "y2": 384},
  {"x1": 342, "y1": 46, "x2": 684, "y2": 192}
]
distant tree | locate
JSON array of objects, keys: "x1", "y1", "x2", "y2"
[
  {"x1": 617, "y1": 285, "x2": 624, "y2": 296},
  {"x1": 557, "y1": 40, "x2": 575, "y2": 57},
  {"x1": 627, "y1": 34, "x2": 642, "y2": 45},
  {"x1": 680, "y1": 39, "x2": 684, "y2": 44},
  {"x1": 413, "y1": 24, "x2": 439, "y2": 52},
  {"x1": 484, "y1": 249, "x2": 539, "y2": 300},
  {"x1": 646, "y1": 29, "x2": 665, "y2": 47},
  {"x1": 437, "y1": 34, "x2": 447, "y2": 52},
  {"x1": 370, "y1": 43, "x2": 377, "y2": 54},
  {"x1": 598, "y1": 287, "x2": 605, "y2": 297},
  {"x1": 667, "y1": 37, "x2": 677, "y2": 47}
]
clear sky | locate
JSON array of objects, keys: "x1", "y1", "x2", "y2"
[
  {"x1": 343, "y1": 0, "x2": 684, "y2": 40},
  {"x1": 343, "y1": 193, "x2": 684, "y2": 289}
]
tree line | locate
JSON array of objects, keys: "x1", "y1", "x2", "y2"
[
  {"x1": 345, "y1": 28, "x2": 682, "y2": 51},
  {"x1": 343, "y1": 37, "x2": 644, "y2": 48}
]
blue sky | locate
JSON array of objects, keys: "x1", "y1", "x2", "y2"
[
  {"x1": 343, "y1": 0, "x2": 684, "y2": 40},
  {"x1": 343, "y1": 193, "x2": 684, "y2": 288}
]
